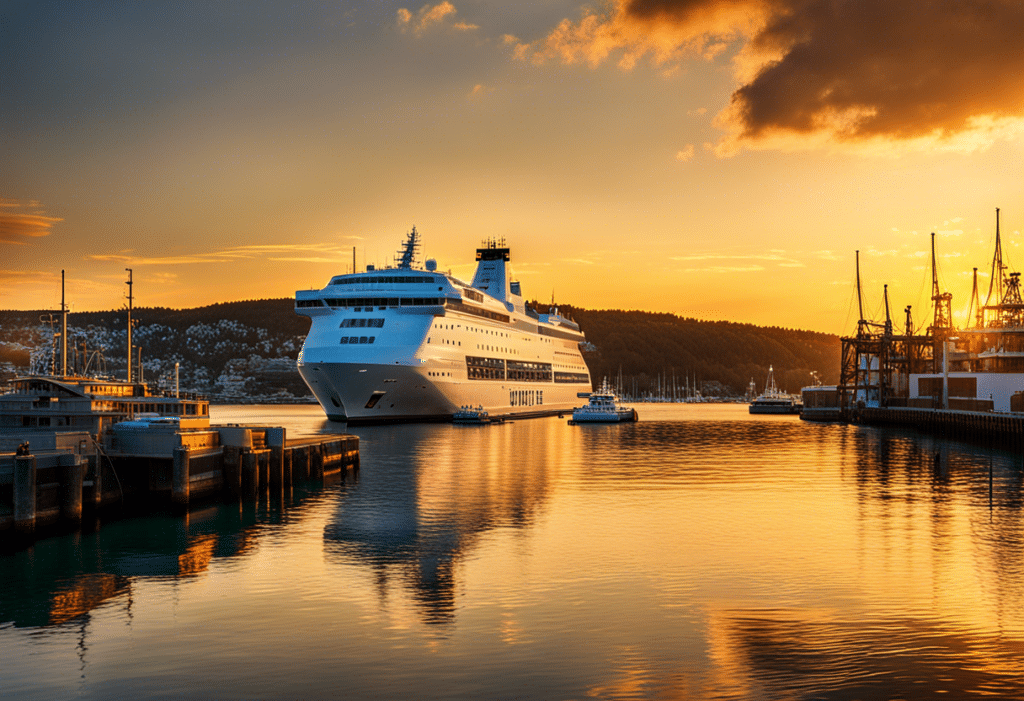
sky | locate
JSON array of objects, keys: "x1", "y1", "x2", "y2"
[{"x1": 4, "y1": 0, "x2": 1024, "y2": 335}]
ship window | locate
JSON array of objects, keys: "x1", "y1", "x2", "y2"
[
  {"x1": 359, "y1": 336, "x2": 368, "y2": 344},
  {"x1": 340, "y1": 337, "x2": 349, "y2": 344},
  {"x1": 369, "y1": 337, "x2": 375, "y2": 344}
]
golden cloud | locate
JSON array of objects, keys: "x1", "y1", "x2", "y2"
[
  {"x1": 520, "y1": 0, "x2": 1024, "y2": 154},
  {"x1": 397, "y1": 2, "x2": 472, "y2": 35},
  {"x1": 0, "y1": 198, "x2": 63, "y2": 245}
]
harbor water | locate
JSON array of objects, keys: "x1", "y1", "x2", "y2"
[{"x1": 3, "y1": 404, "x2": 1024, "y2": 699}]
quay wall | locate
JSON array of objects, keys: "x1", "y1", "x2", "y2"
[
  {"x1": 1, "y1": 427, "x2": 358, "y2": 548},
  {"x1": 855, "y1": 407, "x2": 1024, "y2": 447}
]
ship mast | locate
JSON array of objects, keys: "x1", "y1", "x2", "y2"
[
  {"x1": 396, "y1": 226, "x2": 420, "y2": 270},
  {"x1": 126, "y1": 268, "x2": 133, "y2": 383},
  {"x1": 61, "y1": 270, "x2": 68, "y2": 377}
]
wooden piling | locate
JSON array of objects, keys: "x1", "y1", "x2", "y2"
[
  {"x1": 14, "y1": 455, "x2": 36, "y2": 536},
  {"x1": 270, "y1": 445, "x2": 284, "y2": 491},
  {"x1": 172, "y1": 446, "x2": 190, "y2": 509},
  {"x1": 222, "y1": 445, "x2": 242, "y2": 498},
  {"x1": 283, "y1": 447, "x2": 293, "y2": 487},
  {"x1": 59, "y1": 453, "x2": 83, "y2": 525},
  {"x1": 310, "y1": 444, "x2": 324, "y2": 480},
  {"x1": 242, "y1": 450, "x2": 259, "y2": 498}
]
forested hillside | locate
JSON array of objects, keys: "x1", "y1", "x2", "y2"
[{"x1": 1, "y1": 299, "x2": 840, "y2": 400}]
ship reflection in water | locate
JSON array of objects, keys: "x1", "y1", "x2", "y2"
[{"x1": 3, "y1": 404, "x2": 1024, "y2": 699}]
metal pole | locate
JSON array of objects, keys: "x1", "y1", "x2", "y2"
[{"x1": 125, "y1": 268, "x2": 133, "y2": 383}]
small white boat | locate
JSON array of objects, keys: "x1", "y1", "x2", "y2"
[
  {"x1": 571, "y1": 381, "x2": 637, "y2": 423},
  {"x1": 749, "y1": 365, "x2": 802, "y2": 415}
]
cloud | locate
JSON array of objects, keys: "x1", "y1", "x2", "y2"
[
  {"x1": 0, "y1": 198, "x2": 63, "y2": 245},
  {"x1": 675, "y1": 144, "x2": 695, "y2": 161},
  {"x1": 398, "y1": 2, "x2": 473, "y2": 34},
  {"x1": 87, "y1": 243, "x2": 353, "y2": 266},
  {"x1": 518, "y1": 1, "x2": 1024, "y2": 154}
]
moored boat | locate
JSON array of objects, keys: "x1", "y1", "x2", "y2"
[
  {"x1": 295, "y1": 228, "x2": 592, "y2": 424},
  {"x1": 749, "y1": 365, "x2": 802, "y2": 415},
  {"x1": 571, "y1": 381, "x2": 637, "y2": 423}
]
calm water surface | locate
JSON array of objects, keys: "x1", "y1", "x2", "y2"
[{"x1": 3, "y1": 404, "x2": 1024, "y2": 699}]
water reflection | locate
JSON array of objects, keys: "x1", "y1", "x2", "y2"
[
  {"x1": 707, "y1": 609, "x2": 1024, "y2": 699},
  {"x1": 0, "y1": 488, "x2": 339, "y2": 629},
  {"x1": 324, "y1": 421, "x2": 565, "y2": 624},
  {"x1": 4, "y1": 405, "x2": 1024, "y2": 699}
]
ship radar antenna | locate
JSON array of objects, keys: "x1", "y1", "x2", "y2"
[
  {"x1": 930, "y1": 232, "x2": 953, "y2": 332},
  {"x1": 396, "y1": 226, "x2": 420, "y2": 270}
]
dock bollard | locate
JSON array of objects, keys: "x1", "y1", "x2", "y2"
[
  {"x1": 14, "y1": 455, "x2": 37, "y2": 536},
  {"x1": 242, "y1": 450, "x2": 259, "y2": 498},
  {"x1": 172, "y1": 446, "x2": 190, "y2": 509},
  {"x1": 59, "y1": 453, "x2": 83, "y2": 525}
]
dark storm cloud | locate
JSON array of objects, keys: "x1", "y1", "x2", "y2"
[{"x1": 526, "y1": 0, "x2": 1024, "y2": 149}]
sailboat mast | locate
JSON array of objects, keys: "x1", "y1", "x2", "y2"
[{"x1": 61, "y1": 270, "x2": 67, "y2": 377}]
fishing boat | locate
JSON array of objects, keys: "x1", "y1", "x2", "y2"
[
  {"x1": 748, "y1": 366, "x2": 802, "y2": 415},
  {"x1": 571, "y1": 381, "x2": 638, "y2": 423}
]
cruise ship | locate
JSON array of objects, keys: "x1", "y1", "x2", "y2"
[{"x1": 295, "y1": 229, "x2": 592, "y2": 424}]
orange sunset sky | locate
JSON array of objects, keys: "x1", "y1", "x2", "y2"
[{"x1": 4, "y1": 0, "x2": 1024, "y2": 335}]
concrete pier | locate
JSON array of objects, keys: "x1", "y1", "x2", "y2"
[
  {"x1": 2, "y1": 427, "x2": 358, "y2": 547},
  {"x1": 172, "y1": 447, "x2": 190, "y2": 509},
  {"x1": 59, "y1": 453, "x2": 83, "y2": 525},
  {"x1": 856, "y1": 406, "x2": 1024, "y2": 447}
]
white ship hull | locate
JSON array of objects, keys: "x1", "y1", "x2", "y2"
[
  {"x1": 299, "y1": 360, "x2": 585, "y2": 423},
  {"x1": 296, "y1": 231, "x2": 592, "y2": 424}
]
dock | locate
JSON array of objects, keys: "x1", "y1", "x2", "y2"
[
  {"x1": 852, "y1": 406, "x2": 1024, "y2": 448},
  {"x1": 0, "y1": 424, "x2": 358, "y2": 546}
]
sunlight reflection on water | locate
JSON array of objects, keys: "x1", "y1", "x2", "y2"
[{"x1": 2, "y1": 403, "x2": 1024, "y2": 699}]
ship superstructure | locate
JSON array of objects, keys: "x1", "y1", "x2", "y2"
[{"x1": 295, "y1": 229, "x2": 592, "y2": 423}]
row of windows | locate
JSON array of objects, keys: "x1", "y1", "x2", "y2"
[
  {"x1": 446, "y1": 299, "x2": 510, "y2": 323},
  {"x1": 554, "y1": 371, "x2": 590, "y2": 383},
  {"x1": 538, "y1": 325, "x2": 585, "y2": 342},
  {"x1": 326, "y1": 297, "x2": 443, "y2": 308},
  {"x1": 466, "y1": 357, "x2": 555, "y2": 382},
  {"x1": 508, "y1": 360, "x2": 554, "y2": 383},
  {"x1": 332, "y1": 275, "x2": 437, "y2": 285},
  {"x1": 341, "y1": 318, "x2": 385, "y2": 328},
  {"x1": 296, "y1": 299, "x2": 322, "y2": 308},
  {"x1": 340, "y1": 336, "x2": 376, "y2": 344}
]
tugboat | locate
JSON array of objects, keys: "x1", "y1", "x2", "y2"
[
  {"x1": 570, "y1": 380, "x2": 638, "y2": 423},
  {"x1": 748, "y1": 365, "x2": 802, "y2": 415}
]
